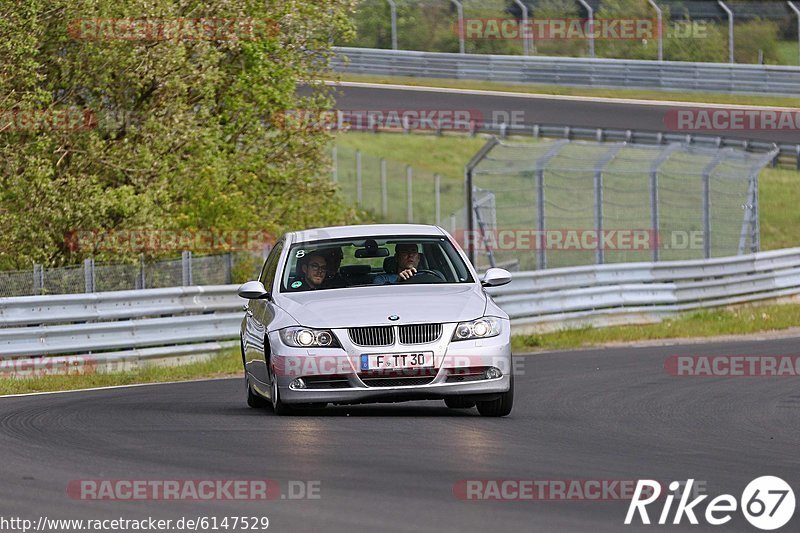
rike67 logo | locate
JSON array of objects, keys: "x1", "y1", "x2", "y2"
[{"x1": 625, "y1": 477, "x2": 795, "y2": 530}]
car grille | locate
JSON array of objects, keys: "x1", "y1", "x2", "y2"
[
  {"x1": 398, "y1": 324, "x2": 442, "y2": 344},
  {"x1": 445, "y1": 367, "x2": 490, "y2": 383},
  {"x1": 303, "y1": 376, "x2": 351, "y2": 389},
  {"x1": 360, "y1": 376, "x2": 436, "y2": 387},
  {"x1": 348, "y1": 326, "x2": 395, "y2": 346},
  {"x1": 348, "y1": 324, "x2": 442, "y2": 346}
]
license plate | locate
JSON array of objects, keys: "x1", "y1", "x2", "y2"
[{"x1": 361, "y1": 352, "x2": 434, "y2": 371}]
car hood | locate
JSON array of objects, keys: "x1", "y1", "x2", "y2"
[{"x1": 276, "y1": 284, "x2": 487, "y2": 328}]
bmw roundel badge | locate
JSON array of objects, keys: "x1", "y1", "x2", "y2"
[{"x1": 388, "y1": 315, "x2": 400, "y2": 321}]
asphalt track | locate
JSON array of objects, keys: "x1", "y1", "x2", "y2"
[
  {"x1": 1, "y1": 336, "x2": 799, "y2": 532},
  {"x1": 327, "y1": 83, "x2": 800, "y2": 145}
]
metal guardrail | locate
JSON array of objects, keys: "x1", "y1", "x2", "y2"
[
  {"x1": 333, "y1": 47, "x2": 800, "y2": 97},
  {"x1": 486, "y1": 247, "x2": 800, "y2": 331},
  {"x1": 479, "y1": 122, "x2": 799, "y2": 170},
  {"x1": 0, "y1": 286, "x2": 243, "y2": 376},
  {"x1": 1, "y1": 247, "x2": 800, "y2": 374}
]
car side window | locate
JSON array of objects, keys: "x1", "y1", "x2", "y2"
[{"x1": 259, "y1": 240, "x2": 284, "y2": 291}]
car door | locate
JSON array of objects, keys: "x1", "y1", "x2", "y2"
[{"x1": 244, "y1": 240, "x2": 284, "y2": 388}]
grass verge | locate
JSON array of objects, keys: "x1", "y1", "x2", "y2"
[
  {"x1": 335, "y1": 74, "x2": 800, "y2": 108},
  {"x1": 0, "y1": 349, "x2": 241, "y2": 396},
  {"x1": 511, "y1": 301, "x2": 800, "y2": 353}
]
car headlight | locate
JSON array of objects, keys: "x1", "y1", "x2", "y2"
[
  {"x1": 279, "y1": 327, "x2": 341, "y2": 348},
  {"x1": 451, "y1": 317, "x2": 502, "y2": 341}
]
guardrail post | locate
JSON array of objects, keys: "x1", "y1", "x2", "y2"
[
  {"x1": 33, "y1": 264, "x2": 43, "y2": 294},
  {"x1": 83, "y1": 258, "x2": 95, "y2": 293},
  {"x1": 182, "y1": 251, "x2": 192, "y2": 286},
  {"x1": 406, "y1": 165, "x2": 413, "y2": 223},
  {"x1": 380, "y1": 158, "x2": 388, "y2": 217},
  {"x1": 356, "y1": 149, "x2": 362, "y2": 207}
]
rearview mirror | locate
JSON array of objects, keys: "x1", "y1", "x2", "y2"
[
  {"x1": 481, "y1": 268, "x2": 512, "y2": 287},
  {"x1": 355, "y1": 247, "x2": 389, "y2": 258},
  {"x1": 238, "y1": 280, "x2": 270, "y2": 300}
]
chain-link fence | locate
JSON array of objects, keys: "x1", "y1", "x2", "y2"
[
  {"x1": 332, "y1": 144, "x2": 465, "y2": 228},
  {"x1": 0, "y1": 252, "x2": 267, "y2": 298},
  {"x1": 462, "y1": 138, "x2": 777, "y2": 271}
]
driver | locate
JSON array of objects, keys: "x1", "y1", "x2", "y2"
[
  {"x1": 373, "y1": 242, "x2": 421, "y2": 284},
  {"x1": 288, "y1": 251, "x2": 327, "y2": 291}
]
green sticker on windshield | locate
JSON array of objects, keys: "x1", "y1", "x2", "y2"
[{"x1": 291, "y1": 281, "x2": 302, "y2": 288}]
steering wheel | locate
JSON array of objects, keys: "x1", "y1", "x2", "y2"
[{"x1": 398, "y1": 269, "x2": 446, "y2": 284}]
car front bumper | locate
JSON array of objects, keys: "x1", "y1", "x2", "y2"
[{"x1": 267, "y1": 323, "x2": 513, "y2": 405}]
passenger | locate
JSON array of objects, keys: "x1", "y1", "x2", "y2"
[
  {"x1": 288, "y1": 251, "x2": 327, "y2": 291},
  {"x1": 374, "y1": 243, "x2": 420, "y2": 284}
]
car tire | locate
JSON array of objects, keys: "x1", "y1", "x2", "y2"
[
  {"x1": 476, "y1": 375, "x2": 514, "y2": 417},
  {"x1": 444, "y1": 397, "x2": 476, "y2": 409},
  {"x1": 245, "y1": 373, "x2": 269, "y2": 408},
  {"x1": 269, "y1": 365, "x2": 293, "y2": 416}
]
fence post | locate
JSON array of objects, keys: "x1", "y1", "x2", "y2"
[
  {"x1": 536, "y1": 168, "x2": 546, "y2": 270},
  {"x1": 332, "y1": 146, "x2": 337, "y2": 183},
  {"x1": 224, "y1": 252, "x2": 233, "y2": 284},
  {"x1": 83, "y1": 257, "x2": 95, "y2": 293},
  {"x1": 434, "y1": 174, "x2": 441, "y2": 226},
  {"x1": 33, "y1": 264, "x2": 43, "y2": 294},
  {"x1": 406, "y1": 165, "x2": 413, "y2": 223},
  {"x1": 182, "y1": 250, "x2": 193, "y2": 286},
  {"x1": 386, "y1": 0, "x2": 398, "y2": 50},
  {"x1": 380, "y1": 158, "x2": 388, "y2": 218},
  {"x1": 718, "y1": 0, "x2": 734, "y2": 63},
  {"x1": 137, "y1": 254, "x2": 146, "y2": 289},
  {"x1": 356, "y1": 149, "x2": 362, "y2": 207}
]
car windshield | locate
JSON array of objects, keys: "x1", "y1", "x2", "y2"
[{"x1": 280, "y1": 236, "x2": 474, "y2": 292}]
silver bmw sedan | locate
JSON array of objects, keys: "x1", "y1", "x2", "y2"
[{"x1": 238, "y1": 224, "x2": 514, "y2": 416}]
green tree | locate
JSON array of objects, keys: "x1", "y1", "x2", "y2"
[{"x1": 0, "y1": 0, "x2": 360, "y2": 269}]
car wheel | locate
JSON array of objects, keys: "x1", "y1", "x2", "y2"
[
  {"x1": 245, "y1": 373, "x2": 269, "y2": 408},
  {"x1": 444, "y1": 397, "x2": 476, "y2": 409},
  {"x1": 476, "y1": 375, "x2": 514, "y2": 417},
  {"x1": 269, "y1": 365, "x2": 293, "y2": 416}
]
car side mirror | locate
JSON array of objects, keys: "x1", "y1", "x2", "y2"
[
  {"x1": 481, "y1": 268, "x2": 512, "y2": 287},
  {"x1": 238, "y1": 280, "x2": 270, "y2": 300}
]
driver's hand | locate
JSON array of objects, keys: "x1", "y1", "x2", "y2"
[{"x1": 398, "y1": 267, "x2": 417, "y2": 280}]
